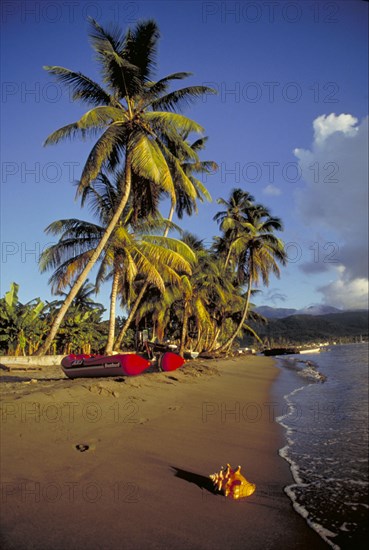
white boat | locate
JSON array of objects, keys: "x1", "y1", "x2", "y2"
[{"x1": 299, "y1": 347, "x2": 321, "y2": 354}]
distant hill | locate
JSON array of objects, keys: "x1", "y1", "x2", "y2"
[
  {"x1": 297, "y1": 305, "x2": 341, "y2": 316},
  {"x1": 245, "y1": 310, "x2": 368, "y2": 345},
  {"x1": 254, "y1": 304, "x2": 342, "y2": 319},
  {"x1": 254, "y1": 306, "x2": 297, "y2": 319}
]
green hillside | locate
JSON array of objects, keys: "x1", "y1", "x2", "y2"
[{"x1": 245, "y1": 311, "x2": 368, "y2": 346}]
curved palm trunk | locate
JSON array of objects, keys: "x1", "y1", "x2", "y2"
[
  {"x1": 179, "y1": 301, "x2": 190, "y2": 357},
  {"x1": 113, "y1": 200, "x2": 175, "y2": 351},
  {"x1": 208, "y1": 325, "x2": 221, "y2": 352},
  {"x1": 105, "y1": 269, "x2": 120, "y2": 354},
  {"x1": 216, "y1": 278, "x2": 253, "y2": 353},
  {"x1": 193, "y1": 328, "x2": 202, "y2": 352},
  {"x1": 114, "y1": 283, "x2": 147, "y2": 350},
  {"x1": 35, "y1": 158, "x2": 132, "y2": 355},
  {"x1": 224, "y1": 246, "x2": 233, "y2": 269}
]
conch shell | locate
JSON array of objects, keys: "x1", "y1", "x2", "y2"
[{"x1": 209, "y1": 464, "x2": 256, "y2": 499}]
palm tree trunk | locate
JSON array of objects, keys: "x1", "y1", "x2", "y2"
[
  {"x1": 224, "y1": 246, "x2": 233, "y2": 269},
  {"x1": 35, "y1": 156, "x2": 132, "y2": 355},
  {"x1": 216, "y1": 278, "x2": 253, "y2": 353},
  {"x1": 105, "y1": 268, "x2": 120, "y2": 354},
  {"x1": 208, "y1": 326, "x2": 221, "y2": 352},
  {"x1": 114, "y1": 283, "x2": 147, "y2": 350},
  {"x1": 113, "y1": 200, "x2": 176, "y2": 351},
  {"x1": 204, "y1": 327, "x2": 211, "y2": 351},
  {"x1": 179, "y1": 301, "x2": 190, "y2": 357},
  {"x1": 164, "y1": 202, "x2": 175, "y2": 238},
  {"x1": 194, "y1": 328, "x2": 202, "y2": 352}
]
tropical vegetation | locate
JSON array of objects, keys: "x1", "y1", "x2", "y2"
[{"x1": 1, "y1": 18, "x2": 289, "y2": 357}]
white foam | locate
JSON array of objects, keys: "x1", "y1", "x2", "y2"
[
  {"x1": 285, "y1": 484, "x2": 341, "y2": 549},
  {"x1": 276, "y1": 375, "x2": 341, "y2": 549}
]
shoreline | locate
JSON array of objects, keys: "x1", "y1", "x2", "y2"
[{"x1": 1, "y1": 355, "x2": 328, "y2": 549}]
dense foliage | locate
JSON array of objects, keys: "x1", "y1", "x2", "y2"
[
  {"x1": 2, "y1": 19, "x2": 288, "y2": 356},
  {"x1": 244, "y1": 311, "x2": 369, "y2": 347}
]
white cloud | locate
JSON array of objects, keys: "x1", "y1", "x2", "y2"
[
  {"x1": 263, "y1": 184, "x2": 282, "y2": 196},
  {"x1": 312, "y1": 113, "x2": 359, "y2": 145},
  {"x1": 294, "y1": 114, "x2": 368, "y2": 309},
  {"x1": 318, "y1": 273, "x2": 369, "y2": 310}
]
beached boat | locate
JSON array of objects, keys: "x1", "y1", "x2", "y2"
[
  {"x1": 264, "y1": 346, "x2": 321, "y2": 356},
  {"x1": 160, "y1": 352, "x2": 186, "y2": 372},
  {"x1": 299, "y1": 347, "x2": 321, "y2": 354},
  {"x1": 263, "y1": 347, "x2": 298, "y2": 356},
  {"x1": 61, "y1": 353, "x2": 151, "y2": 379},
  {"x1": 61, "y1": 351, "x2": 186, "y2": 378}
]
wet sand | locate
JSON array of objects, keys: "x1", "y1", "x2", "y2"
[{"x1": 0, "y1": 355, "x2": 328, "y2": 549}]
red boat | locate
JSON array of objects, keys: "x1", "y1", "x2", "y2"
[
  {"x1": 160, "y1": 352, "x2": 185, "y2": 372},
  {"x1": 61, "y1": 351, "x2": 186, "y2": 379},
  {"x1": 61, "y1": 353, "x2": 151, "y2": 379}
]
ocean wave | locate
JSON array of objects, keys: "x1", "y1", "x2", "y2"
[
  {"x1": 284, "y1": 484, "x2": 341, "y2": 550},
  {"x1": 277, "y1": 356, "x2": 327, "y2": 383},
  {"x1": 275, "y1": 345, "x2": 368, "y2": 549}
]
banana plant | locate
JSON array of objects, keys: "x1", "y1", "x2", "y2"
[{"x1": 0, "y1": 283, "x2": 45, "y2": 355}]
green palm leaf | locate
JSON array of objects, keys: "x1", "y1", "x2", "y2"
[
  {"x1": 144, "y1": 111, "x2": 204, "y2": 136},
  {"x1": 150, "y1": 86, "x2": 217, "y2": 112},
  {"x1": 43, "y1": 66, "x2": 112, "y2": 106},
  {"x1": 78, "y1": 124, "x2": 128, "y2": 191}
]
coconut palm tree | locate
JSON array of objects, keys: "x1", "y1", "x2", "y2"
[
  {"x1": 40, "y1": 198, "x2": 196, "y2": 354},
  {"x1": 213, "y1": 188, "x2": 255, "y2": 268},
  {"x1": 36, "y1": 18, "x2": 215, "y2": 355},
  {"x1": 113, "y1": 137, "x2": 216, "y2": 350},
  {"x1": 215, "y1": 194, "x2": 287, "y2": 352},
  {"x1": 171, "y1": 233, "x2": 225, "y2": 356}
]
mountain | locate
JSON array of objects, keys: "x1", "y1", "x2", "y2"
[
  {"x1": 297, "y1": 305, "x2": 341, "y2": 316},
  {"x1": 255, "y1": 304, "x2": 341, "y2": 319},
  {"x1": 245, "y1": 310, "x2": 368, "y2": 345},
  {"x1": 254, "y1": 306, "x2": 297, "y2": 319}
]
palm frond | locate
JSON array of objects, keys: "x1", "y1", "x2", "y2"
[
  {"x1": 78, "y1": 106, "x2": 127, "y2": 128},
  {"x1": 43, "y1": 66, "x2": 112, "y2": 106},
  {"x1": 47, "y1": 250, "x2": 95, "y2": 293},
  {"x1": 144, "y1": 111, "x2": 204, "y2": 136},
  {"x1": 78, "y1": 123, "x2": 127, "y2": 193},
  {"x1": 144, "y1": 72, "x2": 192, "y2": 98},
  {"x1": 44, "y1": 122, "x2": 81, "y2": 146},
  {"x1": 149, "y1": 86, "x2": 217, "y2": 112},
  {"x1": 130, "y1": 134, "x2": 175, "y2": 199},
  {"x1": 141, "y1": 236, "x2": 197, "y2": 265},
  {"x1": 124, "y1": 20, "x2": 160, "y2": 82},
  {"x1": 88, "y1": 18, "x2": 142, "y2": 98}
]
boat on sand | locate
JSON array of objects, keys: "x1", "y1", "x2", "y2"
[{"x1": 61, "y1": 351, "x2": 186, "y2": 378}]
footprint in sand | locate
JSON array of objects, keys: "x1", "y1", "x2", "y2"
[
  {"x1": 75, "y1": 440, "x2": 97, "y2": 452},
  {"x1": 85, "y1": 385, "x2": 119, "y2": 398},
  {"x1": 168, "y1": 405, "x2": 182, "y2": 411},
  {"x1": 75, "y1": 444, "x2": 90, "y2": 452}
]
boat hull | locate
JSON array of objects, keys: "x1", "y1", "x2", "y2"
[
  {"x1": 263, "y1": 347, "x2": 298, "y2": 356},
  {"x1": 299, "y1": 348, "x2": 321, "y2": 354},
  {"x1": 61, "y1": 354, "x2": 151, "y2": 379},
  {"x1": 160, "y1": 352, "x2": 185, "y2": 372}
]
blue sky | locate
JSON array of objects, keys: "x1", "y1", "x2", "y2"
[{"x1": 1, "y1": 0, "x2": 368, "y2": 317}]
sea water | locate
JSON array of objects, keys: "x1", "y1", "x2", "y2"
[{"x1": 274, "y1": 343, "x2": 368, "y2": 549}]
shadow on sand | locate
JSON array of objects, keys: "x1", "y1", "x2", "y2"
[{"x1": 171, "y1": 466, "x2": 216, "y2": 494}]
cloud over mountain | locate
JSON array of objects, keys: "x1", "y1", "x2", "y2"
[{"x1": 294, "y1": 114, "x2": 368, "y2": 309}]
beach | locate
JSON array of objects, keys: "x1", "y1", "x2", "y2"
[{"x1": 0, "y1": 355, "x2": 328, "y2": 550}]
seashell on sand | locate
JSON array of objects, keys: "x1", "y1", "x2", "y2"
[{"x1": 209, "y1": 464, "x2": 256, "y2": 499}]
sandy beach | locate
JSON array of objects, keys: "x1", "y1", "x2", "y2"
[{"x1": 0, "y1": 355, "x2": 328, "y2": 550}]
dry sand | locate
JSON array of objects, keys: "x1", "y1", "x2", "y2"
[{"x1": 0, "y1": 355, "x2": 328, "y2": 549}]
